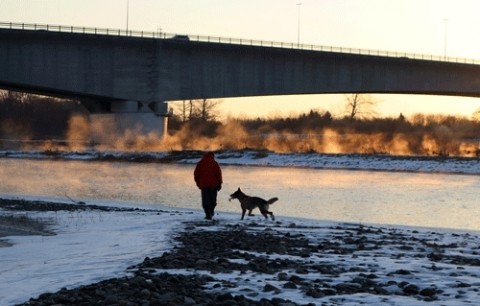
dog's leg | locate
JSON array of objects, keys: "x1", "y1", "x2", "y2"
[
  {"x1": 241, "y1": 209, "x2": 246, "y2": 220},
  {"x1": 261, "y1": 210, "x2": 275, "y2": 221},
  {"x1": 248, "y1": 209, "x2": 255, "y2": 216}
]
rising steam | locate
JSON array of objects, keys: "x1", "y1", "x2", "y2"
[
  {"x1": 155, "y1": 120, "x2": 480, "y2": 157},
  {"x1": 2, "y1": 113, "x2": 479, "y2": 157}
]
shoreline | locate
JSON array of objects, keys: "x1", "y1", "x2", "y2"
[
  {"x1": 2, "y1": 198, "x2": 480, "y2": 305},
  {"x1": 17, "y1": 218, "x2": 480, "y2": 305},
  {"x1": 1, "y1": 149, "x2": 480, "y2": 176}
]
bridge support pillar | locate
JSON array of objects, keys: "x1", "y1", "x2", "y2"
[{"x1": 89, "y1": 100, "x2": 170, "y2": 149}]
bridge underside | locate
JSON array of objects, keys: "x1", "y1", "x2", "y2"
[
  {"x1": 1, "y1": 28, "x2": 480, "y2": 101},
  {"x1": 1, "y1": 28, "x2": 480, "y2": 143}
]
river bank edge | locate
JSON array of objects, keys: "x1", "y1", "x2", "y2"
[
  {"x1": 2, "y1": 149, "x2": 480, "y2": 175},
  {"x1": 1, "y1": 198, "x2": 480, "y2": 305}
]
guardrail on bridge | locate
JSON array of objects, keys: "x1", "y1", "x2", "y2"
[{"x1": 1, "y1": 21, "x2": 479, "y2": 65}]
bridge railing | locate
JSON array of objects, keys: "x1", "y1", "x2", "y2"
[{"x1": 1, "y1": 21, "x2": 479, "y2": 65}]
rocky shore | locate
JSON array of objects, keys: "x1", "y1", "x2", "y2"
[{"x1": 2, "y1": 199, "x2": 480, "y2": 305}]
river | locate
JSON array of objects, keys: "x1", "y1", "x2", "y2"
[{"x1": 0, "y1": 158, "x2": 479, "y2": 231}]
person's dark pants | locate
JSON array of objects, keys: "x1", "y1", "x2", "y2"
[{"x1": 201, "y1": 188, "x2": 217, "y2": 219}]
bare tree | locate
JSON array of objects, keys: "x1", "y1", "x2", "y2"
[
  {"x1": 344, "y1": 94, "x2": 378, "y2": 120},
  {"x1": 173, "y1": 99, "x2": 221, "y2": 122},
  {"x1": 472, "y1": 108, "x2": 480, "y2": 122},
  {"x1": 197, "y1": 98, "x2": 221, "y2": 121},
  {"x1": 170, "y1": 99, "x2": 222, "y2": 122},
  {"x1": 179, "y1": 100, "x2": 187, "y2": 122},
  {"x1": 169, "y1": 100, "x2": 195, "y2": 122},
  {"x1": 188, "y1": 100, "x2": 195, "y2": 120}
]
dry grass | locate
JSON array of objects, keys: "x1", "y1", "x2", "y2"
[{"x1": 0, "y1": 214, "x2": 53, "y2": 238}]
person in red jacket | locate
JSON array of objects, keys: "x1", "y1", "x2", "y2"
[{"x1": 194, "y1": 152, "x2": 223, "y2": 220}]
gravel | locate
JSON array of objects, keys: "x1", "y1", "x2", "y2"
[{"x1": 1, "y1": 199, "x2": 479, "y2": 305}]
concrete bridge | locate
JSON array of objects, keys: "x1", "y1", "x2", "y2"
[{"x1": 1, "y1": 22, "x2": 480, "y2": 141}]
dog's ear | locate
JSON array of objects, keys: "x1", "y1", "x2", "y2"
[{"x1": 237, "y1": 187, "x2": 241, "y2": 191}]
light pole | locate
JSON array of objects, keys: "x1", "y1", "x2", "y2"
[
  {"x1": 126, "y1": 0, "x2": 130, "y2": 32},
  {"x1": 297, "y1": 2, "x2": 302, "y2": 46},
  {"x1": 443, "y1": 18, "x2": 448, "y2": 60}
]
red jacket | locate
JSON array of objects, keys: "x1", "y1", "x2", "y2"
[{"x1": 194, "y1": 152, "x2": 223, "y2": 189}]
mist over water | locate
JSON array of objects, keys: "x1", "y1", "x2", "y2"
[
  {"x1": 1, "y1": 93, "x2": 479, "y2": 158},
  {"x1": 63, "y1": 118, "x2": 480, "y2": 157},
  {"x1": 1, "y1": 158, "x2": 479, "y2": 231}
]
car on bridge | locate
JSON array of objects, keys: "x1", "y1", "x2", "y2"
[{"x1": 171, "y1": 34, "x2": 189, "y2": 41}]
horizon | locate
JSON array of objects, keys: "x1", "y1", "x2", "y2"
[{"x1": 170, "y1": 94, "x2": 480, "y2": 121}]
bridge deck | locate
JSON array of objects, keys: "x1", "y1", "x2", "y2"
[{"x1": 1, "y1": 21, "x2": 478, "y2": 65}]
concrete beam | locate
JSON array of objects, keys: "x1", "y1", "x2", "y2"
[{"x1": 1, "y1": 28, "x2": 480, "y2": 108}]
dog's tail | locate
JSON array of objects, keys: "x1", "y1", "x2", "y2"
[{"x1": 267, "y1": 197, "x2": 278, "y2": 204}]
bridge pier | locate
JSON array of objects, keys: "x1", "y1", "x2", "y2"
[{"x1": 89, "y1": 100, "x2": 170, "y2": 149}]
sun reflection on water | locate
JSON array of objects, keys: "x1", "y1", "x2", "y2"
[{"x1": 0, "y1": 159, "x2": 479, "y2": 231}]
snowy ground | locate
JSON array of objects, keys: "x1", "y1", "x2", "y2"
[
  {"x1": 1, "y1": 150, "x2": 480, "y2": 305},
  {"x1": 0, "y1": 199, "x2": 188, "y2": 305},
  {"x1": 180, "y1": 151, "x2": 480, "y2": 175},
  {"x1": 1, "y1": 196, "x2": 480, "y2": 305},
  {"x1": 2, "y1": 149, "x2": 480, "y2": 175}
]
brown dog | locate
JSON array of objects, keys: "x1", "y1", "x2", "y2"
[{"x1": 229, "y1": 187, "x2": 278, "y2": 220}]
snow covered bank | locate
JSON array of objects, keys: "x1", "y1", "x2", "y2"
[
  {"x1": 2, "y1": 149, "x2": 480, "y2": 175},
  {"x1": 1, "y1": 198, "x2": 480, "y2": 305}
]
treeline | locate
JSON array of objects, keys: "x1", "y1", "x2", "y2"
[
  {"x1": 0, "y1": 91, "x2": 86, "y2": 146},
  {"x1": 2, "y1": 91, "x2": 480, "y2": 156},
  {"x1": 168, "y1": 109, "x2": 480, "y2": 156},
  {"x1": 170, "y1": 108, "x2": 480, "y2": 138}
]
